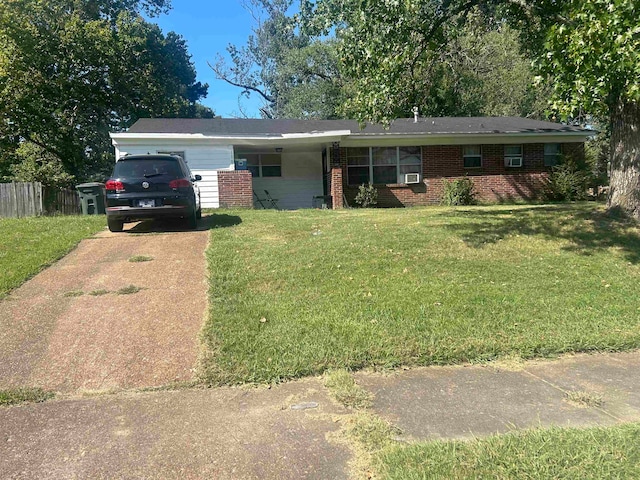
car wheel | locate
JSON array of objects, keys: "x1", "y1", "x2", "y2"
[
  {"x1": 196, "y1": 207, "x2": 202, "y2": 220},
  {"x1": 186, "y1": 208, "x2": 198, "y2": 230},
  {"x1": 107, "y1": 218, "x2": 124, "y2": 232}
]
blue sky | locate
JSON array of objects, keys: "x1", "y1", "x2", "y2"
[{"x1": 152, "y1": 0, "x2": 270, "y2": 118}]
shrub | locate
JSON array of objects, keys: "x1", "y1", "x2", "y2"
[
  {"x1": 354, "y1": 183, "x2": 378, "y2": 208},
  {"x1": 546, "y1": 160, "x2": 590, "y2": 201},
  {"x1": 441, "y1": 177, "x2": 476, "y2": 206}
]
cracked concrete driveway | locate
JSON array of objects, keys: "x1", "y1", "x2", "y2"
[{"x1": 0, "y1": 219, "x2": 209, "y2": 394}]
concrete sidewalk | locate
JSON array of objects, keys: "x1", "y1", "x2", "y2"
[
  {"x1": 0, "y1": 379, "x2": 351, "y2": 480},
  {"x1": 357, "y1": 351, "x2": 640, "y2": 441},
  {"x1": 2, "y1": 351, "x2": 640, "y2": 479}
]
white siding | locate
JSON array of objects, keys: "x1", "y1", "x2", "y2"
[
  {"x1": 252, "y1": 151, "x2": 323, "y2": 209},
  {"x1": 114, "y1": 144, "x2": 234, "y2": 208}
]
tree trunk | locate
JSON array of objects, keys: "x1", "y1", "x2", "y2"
[{"x1": 608, "y1": 102, "x2": 640, "y2": 220}]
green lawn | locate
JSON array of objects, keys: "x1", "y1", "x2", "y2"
[
  {"x1": 376, "y1": 424, "x2": 640, "y2": 479},
  {"x1": 0, "y1": 215, "x2": 106, "y2": 298},
  {"x1": 201, "y1": 203, "x2": 640, "y2": 385}
]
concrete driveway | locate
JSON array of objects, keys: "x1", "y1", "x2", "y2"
[{"x1": 0, "y1": 219, "x2": 210, "y2": 394}]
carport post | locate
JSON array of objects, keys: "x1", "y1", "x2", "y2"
[{"x1": 330, "y1": 142, "x2": 344, "y2": 209}]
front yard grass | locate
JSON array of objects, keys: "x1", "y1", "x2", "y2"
[
  {"x1": 0, "y1": 215, "x2": 105, "y2": 299},
  {"x1": 376, "y1": 424, "x2": 640, "y2": 479},
  {"x1": 201, "y1": 203, "x2": 640, "y2": 385}
]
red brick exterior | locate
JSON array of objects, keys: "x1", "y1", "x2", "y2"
[
  {"x1": 218, "y1": 170, "x2": 253, "y2": 208},
  {"x1": 330, "y1": 142, "x2": 344, "y2": 209},
  {"x1": 342, "y1": 143, "x2": 585, "y2": 208}
]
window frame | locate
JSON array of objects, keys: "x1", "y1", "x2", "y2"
[
  {"x1": 463, "y1": 145, "x2": 482, "y2": 169},
  {"x1": 504, "y1": 145, "x2": 524, "y2": 168},
  {"x1": 544, "y1": 143, "x2": 562, "y2": 167},
  {"x1": 236, "y1": 152, "x2": 282, "y2": 178},
  {"x1": 346, "y1": 146, "x2": 422, "y2": 186}
]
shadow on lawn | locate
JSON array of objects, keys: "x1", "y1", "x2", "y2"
[
  {"x1": 442, "y1": 204, "x2": 640, "y2": 264},
  {"x1": 124, "y1": 213, "x2": 242, "y2": 234}
]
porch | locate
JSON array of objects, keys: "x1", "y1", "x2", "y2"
[{"x1": 232, "y1": 145, "x2": 330, "y2": 210}]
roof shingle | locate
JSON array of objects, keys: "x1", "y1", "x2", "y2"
[{"x1": 126, "y1": 117, "x2": 590, "y2": 136}]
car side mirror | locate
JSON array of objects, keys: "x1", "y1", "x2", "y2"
[{"x1": 194, "y1": 174, "x2": 202, "y2": 181}]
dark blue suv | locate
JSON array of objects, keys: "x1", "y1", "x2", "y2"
[{"x1": 105, "y1": 154, "x2": 202, "y2": 232}]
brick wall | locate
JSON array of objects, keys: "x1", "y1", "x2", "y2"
[
  {"x1": 330, "y1": 143, "x2": 344, "y2": 209},
  {"x1": 218, "y1": 170, "x2": 253, "y2": 208},
  {"x1": 342, "y1": 143, "x2": 583, "y2": 207}
]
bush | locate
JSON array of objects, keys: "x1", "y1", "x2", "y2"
[
  {"x1": 441, "y1": 177, "x2": 476, "y2": 206},
  {"x1": 545, "y1": 160, "x2": 590, "y2": 201},
  {"x1": 8, "y1": 142, "x2": 74, "y2": 189},
  {"x1": 354, "y1": 183, "x2": 378, "y2": 207}
]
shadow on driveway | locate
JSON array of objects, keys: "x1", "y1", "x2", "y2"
[{"x1": 121, "y1": 213, "x2": 242, "y2": 234}]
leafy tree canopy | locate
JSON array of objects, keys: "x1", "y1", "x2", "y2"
[
  {"x1": 0, "y1": 0, "x2": 212, "y2": 182},
  {"x1": 212, "y1": 0, "x2": 345, "y2": 119}
]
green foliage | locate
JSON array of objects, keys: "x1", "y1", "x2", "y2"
[
  {"x1": 301, "y1": 3, "x2": 551, "y2": 122},
  {"x1": 535, "y1": 0, "x2": 640, "y2": 118},
  {"x1": 441, "y1": 178, "x2": 476, "y2": 206},
  {"x1": 6, "y1": 142, "x2": 75, "y2": 188},
  {"x1": 354, "y1": 183, "x2": 378, "y2": 208},
  {"x1": 545, "y1": 159, "x2": 591, "y2": 202},
  {"x1": 212, "y1": 0, "x2": 345, "y2": 119},
  {"x1": 0, "y1": 0, "x2": 212, "y2": 182},
  {"x1": 584, "y1": 125, "x2": 610, "y2": 190}
]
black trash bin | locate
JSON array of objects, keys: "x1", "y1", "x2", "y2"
[{"x1": 76, "y1": 182, "x2": 106, "y2": 215}]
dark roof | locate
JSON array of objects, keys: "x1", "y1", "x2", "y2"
[{"x1": 126, "y1": 117, "x2": 591, "y2": 136}]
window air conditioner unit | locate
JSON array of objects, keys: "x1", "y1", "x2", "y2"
[
  {"x1": 505, "y1": 157, "x2": 523, "y2": 168},
  {"x1": 404, "y1": 173, "x2": 420, "y2": 184}
]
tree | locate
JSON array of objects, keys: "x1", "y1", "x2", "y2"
[
  {"x1": 0, "y1": 0, "x2": 212, "y2": 181},
  {"x1": 211, "y1": 0, "x2": 344, "y2": 118},
  {"x1": 4, "y1": 142, "x2": 74, "y2": 189},
  {"x1": 532, "y1": 0, "x2": 639, "y2": 218},
  {"x1": 302, "y1": 0, "x2": 640, "y2": 219}
]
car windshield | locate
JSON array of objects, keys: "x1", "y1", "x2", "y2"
[{"x1": 114, "y1": 159, "x2": 181, "y2": 179}]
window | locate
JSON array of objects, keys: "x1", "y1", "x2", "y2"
[
  {"x1": 504, "y1": 145, "x2": 523, "y2": 167},
  {"x1": 346, "y1": 146, "x2": 422, "y2": 185},
  {"x1": 158, "y1": 151, "x2": 186, "y2": 162},
  {"x1": 399, "y1": 146, "x2": 422, "y2": 181},
  {"x1": 346, "y1": 147, "x2": 370, "y2": 186},
  {"x1": 240, "y1": 153, "x2": 282, "y2": 177},
  {"x1": 544, "y1": 143, "x2": 562, "y2": 167},
  {"x1": 463, "y1": 145, "x2": 482, "y2": 168}
]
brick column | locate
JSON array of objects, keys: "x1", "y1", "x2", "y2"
[
  {"x1": 330, "y1": 142, "x2": 344, "y2": 209},
  {"x1": 218, "y1": 170, "x2": 253, "y2": 208}
]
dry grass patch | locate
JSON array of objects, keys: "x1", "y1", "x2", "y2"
[
  {"x1": 128, "y1": 255, "x2": 153, "y2": 263},
  {"x1": 565, "y1": 390, "x2": 604, "y2": 408},
  {"x1": 116, "y1": 285, "x2": 142, "y2": 295},
  {"x1": 89, "y1": 289, "x2": 110, "y2": 296},
  {"x1": 325, "y1": 370, "x2": 373, "y2": 409}
]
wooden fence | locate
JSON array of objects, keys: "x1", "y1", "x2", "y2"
[
  {"x1": 43, "y1": 187, "x2": 81, "y2": 216},
  {"x1": 0, "y1": 182, "x2": 81, "y2": 218}
]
